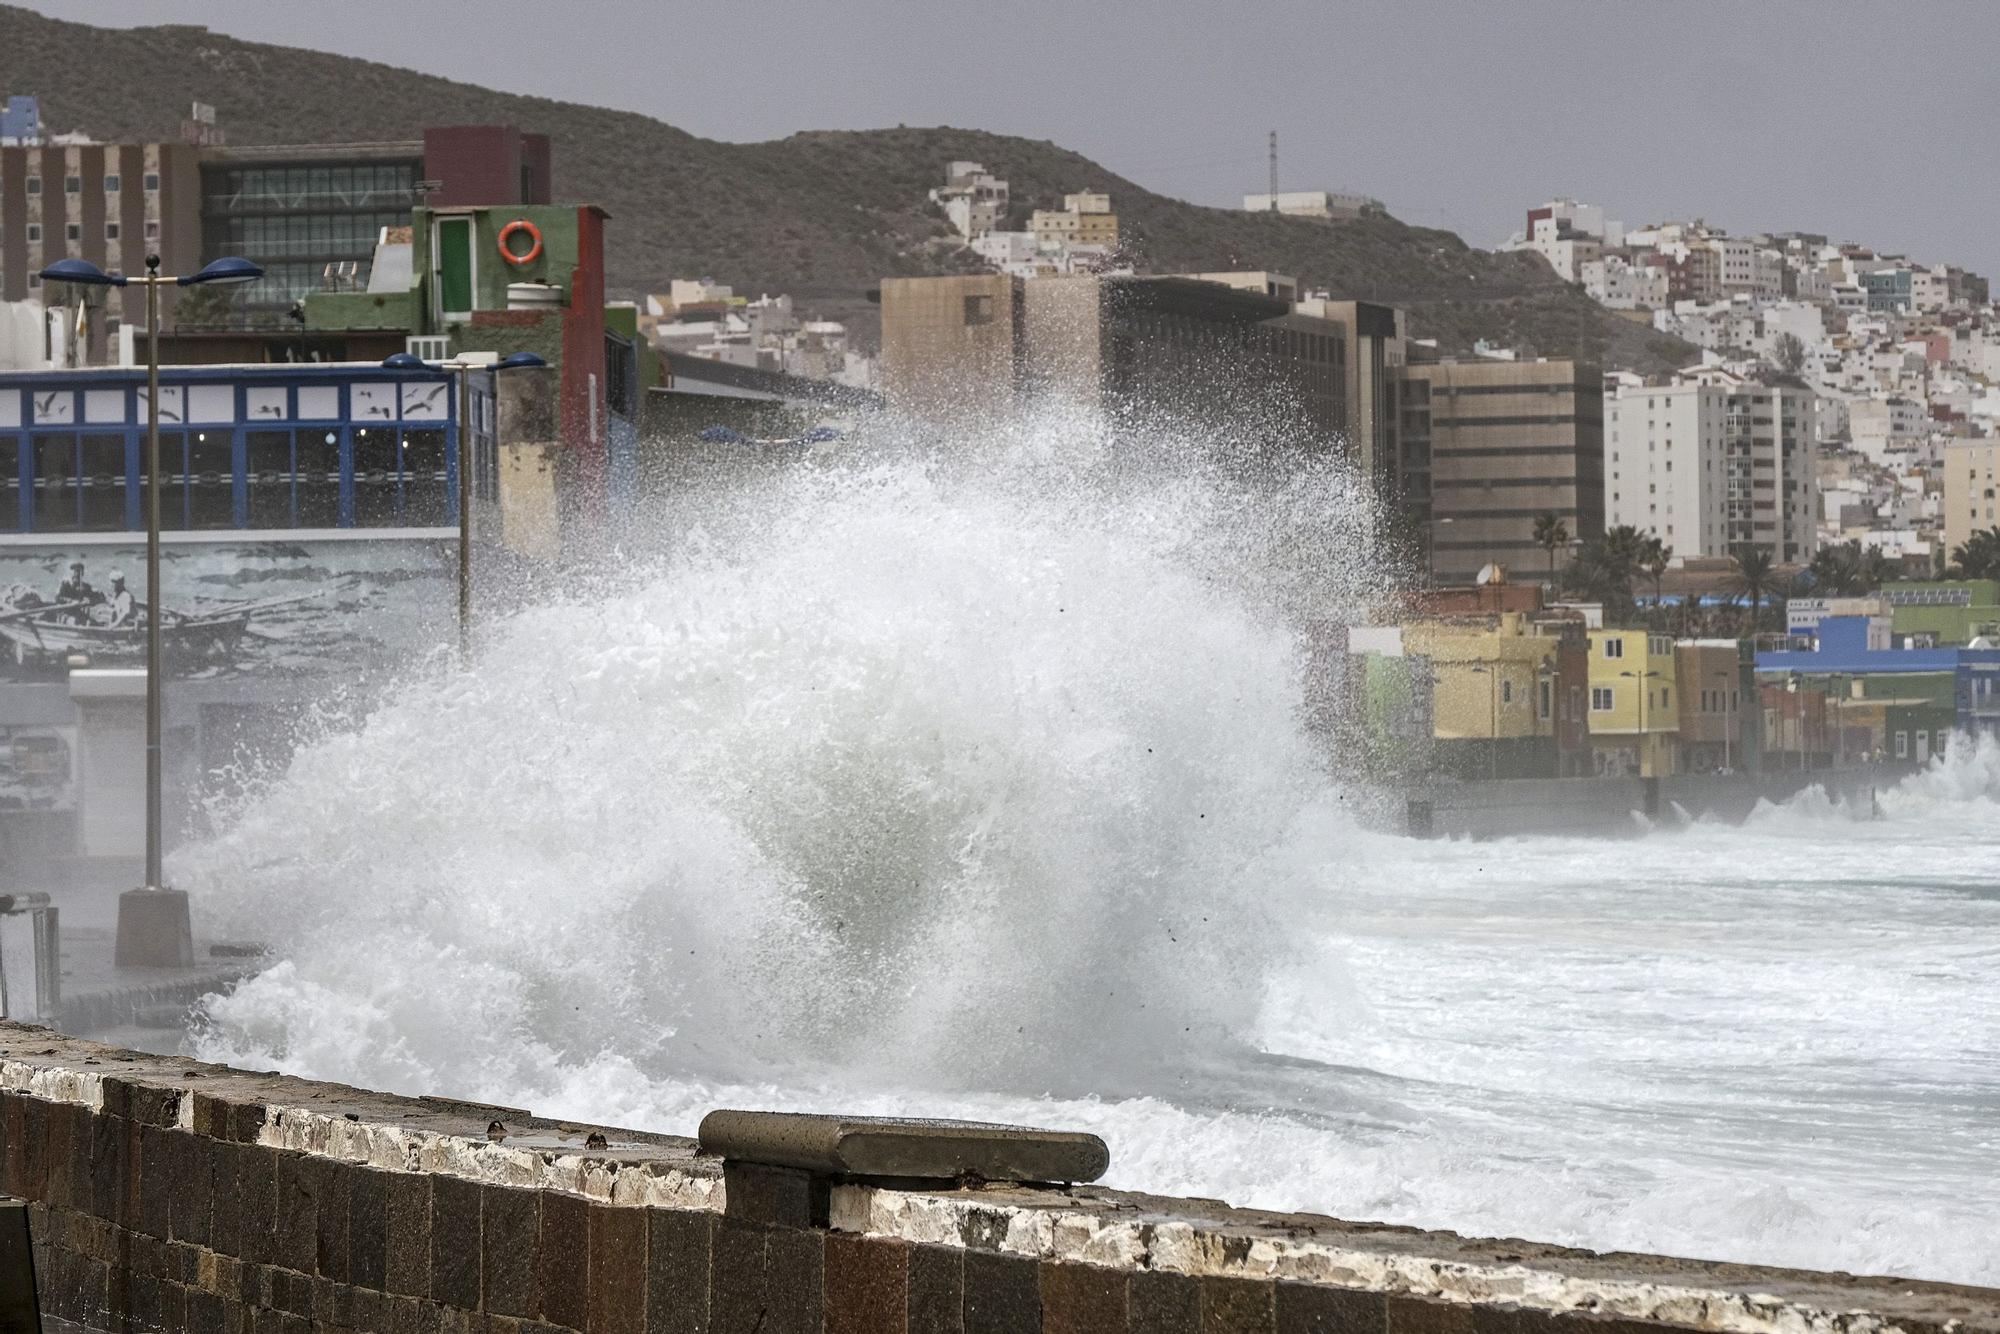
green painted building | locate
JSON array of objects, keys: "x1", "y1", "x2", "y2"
[{"x1": 1886, "y1": 580, "x2": 2000, "y2": 647}]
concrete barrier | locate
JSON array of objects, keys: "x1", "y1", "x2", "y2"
[
  {"x1": 1422, "y1": 764, "x2": 1917, "y2": 839},
  {"x1": 3, "y1": 1022, "x2": 1995, "y2": 1334}
]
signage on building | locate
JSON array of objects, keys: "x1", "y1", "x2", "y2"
[{"x1": 180, "y1": 101, "x2": 226, "y2": 147}]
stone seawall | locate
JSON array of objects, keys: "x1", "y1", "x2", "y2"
[
  {"x1": 3, "y1": 1022, "x2": 1996, "y2": 1334},
  {"x1": 1422, "y1": 763, "x2": 1913, "y2": 839}
]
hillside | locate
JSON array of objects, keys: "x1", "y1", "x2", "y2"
[{"x1": 0, "y1": 5, "x2": 1693, "y2": 370}]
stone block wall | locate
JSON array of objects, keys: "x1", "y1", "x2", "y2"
[{"x1": 3, "y1": 1022, "x2": 1996, "y2": 1334}]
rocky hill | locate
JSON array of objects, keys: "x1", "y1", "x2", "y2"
[{"x1": 0, "y1": 4, "x2": 1692, "y2": 369}]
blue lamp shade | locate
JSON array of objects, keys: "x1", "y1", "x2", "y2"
[
  {"x1": 180, "y1": 257, "x2": 264, "y2": 287},
  {"x1": 497, "y1": 351, "x2": 548, "y2": 370},
  {"x1": 379, "y1": 352, "x2": 427, "y2": 371},
  {"x1": 38, "y1": 257, "x2": 124, "y2": 287}
]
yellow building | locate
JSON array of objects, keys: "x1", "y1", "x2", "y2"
[
  {"x1": 1943, "y1": 439, "x2": 2000, "y2": 562},
  {"x1": 1587, "y1": 629, "x2": 1679, "y2": 776},
  {"x1": 1403, "y1": 612, "x2": 1566, "y2": 778},
  {"x1": 1030, "y1": 193, "x2": 1120, "y2": 250}
]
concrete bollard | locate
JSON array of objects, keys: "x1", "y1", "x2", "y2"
[
  {"x1": 1406, "y1": 798, "x2": 1435, "y2": 838},
  {"x1": 697, "y1": 1109, "x2": 1109, "y2": 1184},
  {"x1": 0, "y1": 1197, "x2": 41, "y2": 1334},
  {"x1": 113, "y1": 887, "x2": 194, "y2": 969}
]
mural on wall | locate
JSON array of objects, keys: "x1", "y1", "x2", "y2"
[{"x1": 0, "y1": 539, "x2": 455, "y2": 681}]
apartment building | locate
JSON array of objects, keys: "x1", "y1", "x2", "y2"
[
  {"x1": 1943, "y1": 439, "x2": 2000, "y2": 560},
  {"x1": 0, "y1": 141, "x2": 204, "y2": 341},
  {"x1": 1606, "y1": 370, "x2": 1818, "y2": 563},
  {"x1": 879, "y1": 273, "x2": 1345, "y2": 450},
  {"x1": 1605, "y1": 375, "x2": 1729, "y2": 556},
  {"x1": 1399, "y1": 357, "x2": 1605, "y2": 583}
]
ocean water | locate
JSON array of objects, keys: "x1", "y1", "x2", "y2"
[{"x1": 173, "y1": 417, "x2": 2000, "y2": 1286}]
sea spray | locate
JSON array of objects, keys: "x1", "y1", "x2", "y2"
[
  {"x1": 182, "y1": 406, "x2": 1385, "y2": 1097},
  {"x1": 174, "y1": 409, "x2": 2000, "y2": 1285}
]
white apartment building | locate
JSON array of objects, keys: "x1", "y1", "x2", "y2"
[
  {"x1": 1654, "y1": 297, "x2": 1760, "y2": 353},
  {"x1": 931, "y1": 161, "x2": 1011, "y2": 240},
  {"x1": 970, "y1": 229, "x2": 1043, "y2": 276},
  {"x1": 1848, "y1": 394, "x2": 1927, "y2": 458},
  {"x1": 1707, "y1": 236, "x2": 1783, "y2": 298},
  {"x1": 1606, "y1": 371, "x2": 1819, "y2": 562},
  {"x1": 1606, "y1": 376, "x2": 1730, "y2": 556},
  {"x1": 1943, "y1": 440, "x2": 2000, "y2": 560},
  {"x1": 1910, "y1": 266, "x2": 1952, "y2": 313},
  {"x1": 1580, "y1": 255, "x2": 1669, "y2": 309}
]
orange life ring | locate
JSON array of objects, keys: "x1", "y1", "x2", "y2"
[{"x1": 497, "y1": 220, "x2": 543, "y2": 267}]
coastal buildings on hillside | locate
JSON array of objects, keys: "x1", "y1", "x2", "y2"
[
  {"x1": 928, "y1": 162, "x2": 1125, "y2": 278},
  {"x1": 1507, "y1": 195, "x2": 2000, "y2": 577}
]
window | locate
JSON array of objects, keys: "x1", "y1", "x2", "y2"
[
  {"x1": 26, "y1": 274, "x2": 39, "y2": 290},
  {"x1": 144, "y1": 220, "x2": 160, "y2": 241},
  {"x1": 1500, "y1": 679, "x2": 1513, "y2": 704},
  {"x1": 78, "y1": 436, "x2": 126, "y2": 531},
  {"x1": 63, "y1": 175, "x2": 80, "y2": 194},
  {"x1": 245, "y1": 431, "x2": 294, "y2": 528},
  {"x1": 25, "y1": 176, "x2": 40, "y2": 195},
  {"x1": 963, "y1": 294, "x2": 995, "y2": 326},
  {"x1": 296, "y1": 432, "x2": 342, "y2": 528},
  {"x1": 187, "y1": 431, "x2": 237, "y2": 530},
  {"x1": 1540, "y1": 679, "x2": 1553, "y2": 719},
  {"x1": 25, "y1": 224, "x2": 40, "y2": 243},
  {"x1": 1603, "y1": 638, "x2": 1624, "y2": 659},
  {"x1": 1591, "y1": 687, "x2": 1614, "y2": 712},
  {"x1": 65, "y1": 223, "x2": 80, "y2": 242},
  {"x1": 352, "y1": 428, "x2": 399, "y2": 527},
  {"x1": 1660, "y1": 687, "x2": 1670, "y2": 709},
  {"x1": 400, "y1": 429, "x2": 449, "y2": 526},
  {"x1": 1935, "y1": 730, "x2": 1949, "y2": 756},
  {"x1": 105, "y1": 222, "x2": 119, "y2": 240},
  {"x1": 143, "y1": 173, "x2": 160, "y2": 192},
  {"x1": 104, "y1": 173, "x2": 120, "y2": 193},
  {"x1": 30, "y1": 435, "x2": 78, "y2": 532},
  {"x1": 1894, "y1": 730, "x2": 1908, "y2": 759}
]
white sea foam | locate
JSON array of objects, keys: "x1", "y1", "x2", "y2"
[{"x1": 177, "y1": 414, "x2": 2000, "y2": 1286}]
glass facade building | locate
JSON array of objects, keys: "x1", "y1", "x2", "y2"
[{"x1": 200, "y1": 151, "x2": 424, "y2": 313}]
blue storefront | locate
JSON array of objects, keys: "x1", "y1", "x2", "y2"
[{"x1": 0, "y1": 363, "x2": 481, "y2": 537}]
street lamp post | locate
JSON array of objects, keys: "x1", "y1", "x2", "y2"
[
  {"x1": 41, "y1": 256, "x2": 262, "y2": 967},
  {"x1": 1711, "y1": 670, "x2": 1734, "y2": 774},
  {"x1": 381, "y1": 350, "x2": 546, "y2": 660}
]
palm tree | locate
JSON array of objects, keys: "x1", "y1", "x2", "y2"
[
  {"x1": 1532, "y1": 513, "x2": 1570, "y2": 585},
  {"x1": 1811, "y1": 539, "x2": 1903, "y2": 595},
  {"x1": 1950, "y1": 527, "x2": 2000, "y2": 580},
  {"x1": 1731, "y1": 544, "x2": 1782, "y2": 633},
  {"x1": 1642, "y1": 537, "x2": 1673, "y2": 607},
  {"x1": 1673, "y1": 593, "x2": 1705, "y2": 640},
  {"x1": 1808, "y1": 541, "x2": 1861, "y2": 596}
]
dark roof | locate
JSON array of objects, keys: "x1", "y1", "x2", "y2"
[{"x1": 653, "y1": 351, "x2": 881, "y2": 409}]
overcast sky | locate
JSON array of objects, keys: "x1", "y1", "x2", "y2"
[{"x1": 22, "y1": 0, "x2": 2000, "y2": 274}]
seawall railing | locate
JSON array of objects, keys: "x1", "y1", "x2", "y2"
[{"x1": 2, "y1": 1021, "x2": 1995, "y2": 1334}]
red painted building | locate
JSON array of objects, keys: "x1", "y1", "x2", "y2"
[{"x1": 423, "y1": 126, "x2": 552, "y2": 209}]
